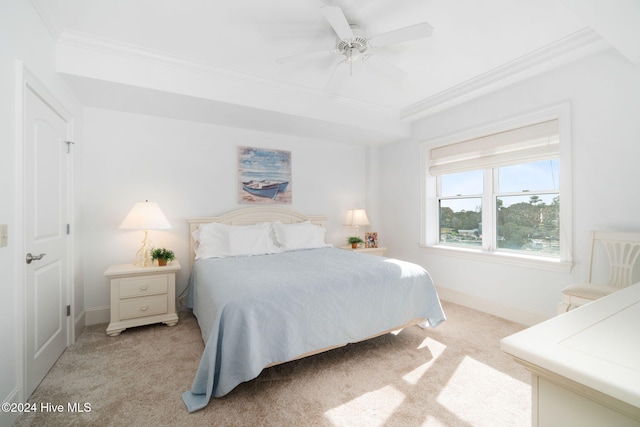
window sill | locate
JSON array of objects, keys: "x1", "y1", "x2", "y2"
[{"x1": 419, "y1": 244, "x2": 573, "y2": 274}]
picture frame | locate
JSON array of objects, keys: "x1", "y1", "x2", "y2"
[
  {"x1": 238, "y1": 146, "x2": 292, "y2": 204},
  {"x1": 365, "y1": 232, "x2": 378, "y2": 248}
]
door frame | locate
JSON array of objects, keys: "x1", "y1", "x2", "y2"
[{"x1": 14, "y1": 60, "x2": 75, "y2": 401}]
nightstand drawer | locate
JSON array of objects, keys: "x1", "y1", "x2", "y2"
[
  {"x1": 119, "y1": 295, "x2": 168, "y2": 320},
  {"x1": 119, "y1": 275, "x2": 168, "y2": 298}
]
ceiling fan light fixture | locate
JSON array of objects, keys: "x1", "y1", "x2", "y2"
[
  {"x1": 343, "y1": 47, "x2": 362, "y2": 62},
  {"x1": 337, "y1": 39, "x2": 367, "y2": 56},
  {"x1": 335, "y1": 25, "x2": 368, "y2": 61}
]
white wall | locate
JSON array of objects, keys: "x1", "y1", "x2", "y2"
[
  {"x1": 0, "y1": 1, "x2": 83, "y2": 425},
  {"x1": 375, "y1": 48, "x2": 640, "y2": 323},
  {"x1": 81, "y1": 108, "x2": 368, "y2": 323}
]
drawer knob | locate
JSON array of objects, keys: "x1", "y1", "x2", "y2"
[
  {"x1": 140, "y1": 305, "x2": 148, "y2": 311},
  {"x1": 140, "y1": 285, "x2": 148, "y2": 290}
]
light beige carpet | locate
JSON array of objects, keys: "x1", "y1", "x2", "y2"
[{"x1": 14, "y1": 301, "x2": 531, "y2": 427}]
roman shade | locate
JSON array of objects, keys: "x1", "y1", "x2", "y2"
[{"x1": 429, "y1": 119, "x2": 559, "y2": 175}]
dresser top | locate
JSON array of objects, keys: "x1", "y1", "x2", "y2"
[{"x1": 501, "y1": 282, "x2": 640, "y2": 409}]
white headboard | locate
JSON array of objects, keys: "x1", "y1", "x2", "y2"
[{"x1": 187, "y1": 207, "x2": 328, "y2": 269}]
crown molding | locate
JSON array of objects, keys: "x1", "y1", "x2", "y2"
[
  {"x1": 401, "y1": 28, "x2": 608, "y2": 121},
  {"x1": 31, "y1": 0, "x2": 62, "y2": 40},
  {"x1": 56, "y1": 29, "x2": 400, "y2": 116}
]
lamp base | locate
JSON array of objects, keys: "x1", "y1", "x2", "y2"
[{"x1": 133, "y1": 230, "x2": 153, "y2": 267}]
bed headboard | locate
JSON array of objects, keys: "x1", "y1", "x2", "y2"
[{"x1": 187, "y1": 207, "x2": 328, "y2": 270}]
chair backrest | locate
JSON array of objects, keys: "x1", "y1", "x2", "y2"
[{"x1": 587, "y1": 231, "x2": 640, "y2": 288}]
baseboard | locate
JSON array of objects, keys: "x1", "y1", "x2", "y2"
[
  {"x1": 85, "y1": 306, "x2": 110, "y2": 326},
  {"x1": 1, "y1": 388, "x2": 22, "y2": 426},
  {"x1": 436, "y1": 285, "x2": 550, "y2": 327}
]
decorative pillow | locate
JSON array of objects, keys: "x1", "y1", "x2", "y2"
[{"x1": 273, "y1": 221, "x2": 329, "y2": 251}]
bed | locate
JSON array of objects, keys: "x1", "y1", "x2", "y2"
[{"x1": 182, "y1": 207, "x2": 446, "y2": 412}]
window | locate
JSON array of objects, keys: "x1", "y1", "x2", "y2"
[
  {"x1": 439, "y1": 170, "x2": 483, "y2": 248},
  {"x1": 422, "y1": 106, "x2": 572, "y2": 270},
  {"x1": 496, "y1": 159, "x2": 559, "y2": 254},
  {"x1": 437, "y1": 159, "x2": 560, "y2": 254}
]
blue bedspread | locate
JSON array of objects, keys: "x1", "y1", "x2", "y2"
[{"x1": 182, "y1": 247, "x2": 445, "y2": 412}]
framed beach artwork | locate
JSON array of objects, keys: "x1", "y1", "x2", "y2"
[
  {"x1": 238, "y1": 146, "x2": 292, "y2": 204},
  {"x1": 365, "y1": 232, "x2": 378, "y2": 248}
]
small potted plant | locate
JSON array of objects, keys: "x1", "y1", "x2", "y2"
[
  {"x1": 151, "y1": 247, "x2": 175, "y2": 266},
  {"x1": 347, "y1": 236, "x2": 364, "y2": 249}
]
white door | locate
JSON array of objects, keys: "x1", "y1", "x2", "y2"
[{"x1": 24, "y1": 86, "x2": 70, "y2": 398}]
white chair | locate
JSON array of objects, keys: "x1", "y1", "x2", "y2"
[{"x1": 558, "y1": 231, "x2": 640, "y2": 314}]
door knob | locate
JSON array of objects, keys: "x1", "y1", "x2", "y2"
[{"x1": 26, "y1": 253, "x2": 46, "y2": 264}]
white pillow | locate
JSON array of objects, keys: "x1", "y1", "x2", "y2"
[
  {"x1": 228, "y1": 222, "x2": 280, "y2": 256},
  {"x1": 273, "y1": 221, "x2": 329, "y2": 251},
  {"x1": 194, "y1": 222, "x2": 280, "y2": 259},
  {"x1": 193, "y1": 222, "x2": 231, "y2": 259}
]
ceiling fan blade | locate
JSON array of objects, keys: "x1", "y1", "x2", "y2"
[
  {"x1": 369, "y1": 22, "x2": 433, "y2": 47},
  {"x1": 276, "y1": 50, "x2": 334, "y2": 65},
  {"x1": 324, "y1": 59, "x2": 348, "y2": 92},
  {"x1": 320, "y1": 5, "x2": 354, "y2": 40},
  {"x1": 363, "y1": 54, "x2": 408, "y2": 80}
]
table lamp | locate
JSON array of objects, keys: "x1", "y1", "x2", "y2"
[
  {"x1": 344, "y1": 209, "x2": 370, "y2": 238},
  {"x1": 119, "y1": 200, "x2": 171, "y2": 266}
]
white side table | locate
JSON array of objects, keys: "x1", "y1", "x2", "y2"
[
  {"x1": 340, "y1": 246, "x2": 388, "y2": 257},
  {"x1": 104, "y1": 261, "x2": 180, "y2": 336}
]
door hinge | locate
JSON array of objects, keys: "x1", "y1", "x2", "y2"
[
  {"x1": 66, "y1": 224, "x2": 70, "y2": 235},
  {"x1": 66, "y1": 305, "x2": 71, "y2": 317}
]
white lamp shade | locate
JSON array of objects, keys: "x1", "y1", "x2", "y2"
[
  {"x1": 344, "y1": 209, "x2": 370, "y2": 226},
  {"x1": 119, "y1": 201, "x2": 171, "y2": 230}
]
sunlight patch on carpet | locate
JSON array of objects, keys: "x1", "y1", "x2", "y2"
[
  {"x1": 324, "y1": 385, "x2": 405, "y2": 427},
  {"x1": 402, "y1": 337, "x2": 446, "y2": 385},
  {"x1": 436, "y1": 356, "x2": 531, "y2": 426}
]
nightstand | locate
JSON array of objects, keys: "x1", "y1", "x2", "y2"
[
  {"x1": 104, "y1": 261, "x2": 180, "y2": 336},
  {"x1": 340, "y1": 246, "x2": 388, "y2": 257}
]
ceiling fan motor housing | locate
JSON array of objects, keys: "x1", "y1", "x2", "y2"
[{"x1": 336, "y1": 25, "x2": 368, "y2": 61}]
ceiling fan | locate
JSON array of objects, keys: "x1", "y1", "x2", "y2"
[{"x1": 276, "y1": 5, "x2": 433, "y2": 89}]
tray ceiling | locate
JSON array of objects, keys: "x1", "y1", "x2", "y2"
[{"x1": 31, "y1": 0, "x2": 635, "y2": 144}]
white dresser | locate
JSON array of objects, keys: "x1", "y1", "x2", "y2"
[
  {"x1": 104, "y1": 261, "x2": 180, "y2": 336},
  {"x1": 501, "y1": 283, "x2": 640, "y2": 426}
]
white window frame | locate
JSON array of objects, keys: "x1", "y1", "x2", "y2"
[{"x1": 420, "y1": 104, "x2": 573, "y2": 273}]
